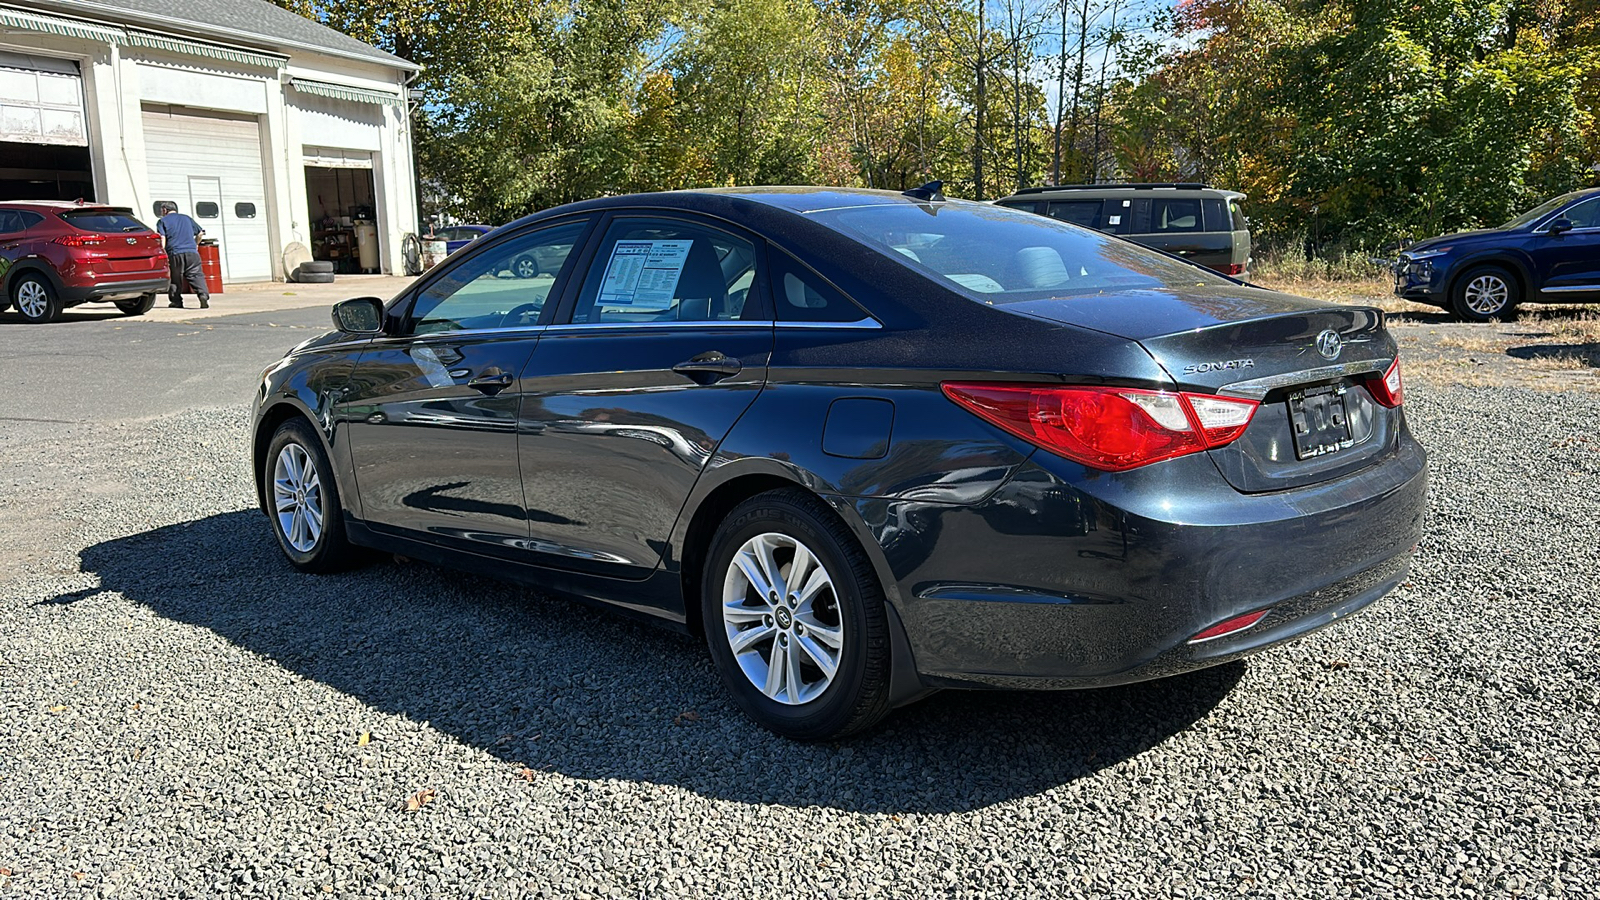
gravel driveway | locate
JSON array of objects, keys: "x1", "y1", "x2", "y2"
[{"x1": 1, "y1": 317, "x2": 1597, "y2": 897}]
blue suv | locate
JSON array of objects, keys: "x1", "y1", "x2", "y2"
[{"x1": 1394, "y1": 188, "x2": 1600, "y2": 321}]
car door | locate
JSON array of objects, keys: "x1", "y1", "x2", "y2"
[
  {"x1": 0, "y1": 210, "x2": 25, "y2": 283},
  {"x1": 516, "y1": 213, "x2": 774, "y2": 578},
  {"x1": 339, "y1": 217, "x2": 593, "y2": 550},
  {"x1": 1535, "y1": 196, "x2": 1600, "y2": 300}
]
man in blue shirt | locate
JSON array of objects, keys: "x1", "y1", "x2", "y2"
[{"x1": 156, "y1": 202, "x2": 209, "y2": 309}]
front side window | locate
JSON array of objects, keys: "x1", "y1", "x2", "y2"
[
  {"x1": 409, "y1": 219, "x2": 587, "y2": 334},
  {"x1": 1503, "y1": 192, "x2": 1582, "y2": 230},
  {"x1": 1559, "y1": 197, "x2": 1600, "y2": 229},
  {"x1": 813, "y1": 200, "x2": 1232, "y2": 299},
  {"x1": 571, "y1": 218, "x2": 760, "y2": 324}
]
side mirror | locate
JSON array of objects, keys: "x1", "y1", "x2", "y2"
[
  {"x1": 1547, "y1": 217, "x2": 1574, "y2": 236},
  {"x1": 332, "y1": 296, "x2": 385, "y2": 335}
]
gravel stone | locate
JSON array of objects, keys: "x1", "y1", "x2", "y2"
[{"x1": 1, "y1": 317, "x2": 1597, "y2": 897}]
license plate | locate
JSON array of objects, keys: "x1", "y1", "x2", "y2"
[{"x1": 1289, "y1": 384, "x2": 1353, "y2": 459}]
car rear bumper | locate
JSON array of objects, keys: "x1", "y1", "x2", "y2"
[
  {"x1": 61, "y1": 276, "x2": 171, "y2": 304},
  {"x1": 856, "y1": 430, "x2": 1428, "y2": 688}
]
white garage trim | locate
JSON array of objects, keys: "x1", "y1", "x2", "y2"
[
  {"x1": 143, "y1": 105, "x2": 273, "y2": 282},
  {"x1": 304, "y1": 146, "x2": 372, "y2": 169}
]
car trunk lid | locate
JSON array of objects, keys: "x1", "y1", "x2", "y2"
[{"x1": 1004, "y1": 285, "x2": 1402, "y2": 492}]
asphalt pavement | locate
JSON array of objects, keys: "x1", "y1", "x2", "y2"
[{"x1": 0, "y1": 304, "x2": 1597, "y2": 898}]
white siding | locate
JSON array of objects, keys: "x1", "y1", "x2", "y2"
[{"x1": 141, "y1": 105, "x2": 271, "y2": 282}]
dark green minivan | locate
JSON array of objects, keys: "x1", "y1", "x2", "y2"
[{"x1": 994, "y1": 183, "x2": 1252, "y2": 277}]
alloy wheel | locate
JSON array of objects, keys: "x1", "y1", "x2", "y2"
[
  {"x1": 272, "y1": 443, "x2": 324, "y2": 553},
  {"x1": 721, "y1": 532, "x2": 845, "y2": 705},
  {"x1": 15, "y1": 280, "x2": 47, "y2": 319},
  {"x1": 1463, "y1": 274, "x2": 1509, "y2": 315}
]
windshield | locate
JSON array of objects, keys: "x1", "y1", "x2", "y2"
[
  {"x1": 1502, "y1": 192, "x2": 1583, "y2": 230},
  {"x1": 809, "y1": 200, "x2": 1232, "y2": 301}
]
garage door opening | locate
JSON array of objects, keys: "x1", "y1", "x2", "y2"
[
  {"x1": 305, "y1": 153, "x2": 379, "y2": 274},
  {"x1": 0, "y1": 141, "x2": 92, "y2": 200}
]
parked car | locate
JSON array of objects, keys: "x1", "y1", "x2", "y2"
[
  {"x1": 994, "y1": 182, "x2": 1253, "y2": 276},
  {"x1": 1393, "y1": 188, "x2": 1600, "y2": 321},
  {"x1": 0, "y1": 201, "x2": 169, "y2": 324},
  {"x1": 251, "y1": 186, "x2": 1426, "y2": 739},
  {"x1": 434, "y1": 223, "x2": 565, "y2": 278},
  {"x1": 435, "y1": 224, "x2": 494, "y2": 255}
]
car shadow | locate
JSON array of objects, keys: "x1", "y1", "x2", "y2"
[
  {"x1": 1506, "y1": 343, "x2": 1599, "y2": 368},
  {"x1": 57, "y1": 510, "x2": 1244, "y2": 814}
]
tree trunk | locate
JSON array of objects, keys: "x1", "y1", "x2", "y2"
[
  {"x1": 973, "y1": 0, "x2": 987, "y2": 199},
  {"x1": 1089, "y1": 0, "x2": 1120, "y2": 182}
]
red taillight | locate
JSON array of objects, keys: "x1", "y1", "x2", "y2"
[
  {"x1": 1367, "y1": 358, "x2": 1404, "y2": 408},
  {"x1": 1188, "y1": 609, "x2": 1271, "y2": 644},
  {"x1": 941, "y1": 383, "x2": 1259, "y2": 472},
  {"x1": 1216, "y1": 263, "x2": 1246, "y2": 276},
  {"x1": 54, "y1": 234, "x2": 105, "y2": 248}
]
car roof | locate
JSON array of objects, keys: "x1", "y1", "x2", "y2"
[
  {"x1": 0, "y1": 201, "x2": 127, "y2": 212},
  {"x1": 997, "y1": 185, "x2": 1246, "y2": 202},
  {"x1": 550, "y1": 187, "x2": 951, "y2": 218}
]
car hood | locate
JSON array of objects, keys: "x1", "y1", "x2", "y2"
[
  {"x1": 289, "y1": 329, "x2": 355, "y2": 355},
  {"x1": 1404, "y1": 228, "x2": 1505, "y2": 254}
]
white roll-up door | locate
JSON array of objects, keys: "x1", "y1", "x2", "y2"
[
  {"x1": 0, "y1": 51, "x2": 86, "y2": 145},
  {"x1": 141, "y1": 105, "x2": 271, "y2": 282}
]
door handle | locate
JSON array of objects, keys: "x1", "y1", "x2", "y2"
[
  {"x1": 466, "y1": 366, "x2": 513, "y2": 394},
  {"x1": 672, "y1": 352, "x2": 742, "y2": 383}
]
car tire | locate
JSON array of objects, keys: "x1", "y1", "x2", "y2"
[
  {"x1": 116, "y1": 293, "x2": 157, "y2": 317},
  {"x1": 1450, "y1": 265, "x2": 1520, "y2": 322},
  {"x1": 300, "y1": 260, "x2": 335, "y2": 274},
  {"x1": 512, "y1": 255, "x2": 541, "y2": 279},
  {"x1": 702, "y1": 489, "x2": 892, "y2": 740},
  {"x1": 296, "y1": 271, "x2": 336, "y2": 284},
  {"x1": 11, "y1": 273, "x2": 61, "y2": 324},
  {"x1": 264, "y1": 418, "x2": 360, "y2": 573}
]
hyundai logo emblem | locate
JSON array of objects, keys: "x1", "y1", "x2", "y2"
[
  {"x1": 1316, "y1": 330, "x2": 1343, "y2": 360},
  {"x1": 126, "y1": 237, "x2": 137, "y2": 245}
]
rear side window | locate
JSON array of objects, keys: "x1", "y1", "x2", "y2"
[
  {"x1": 0, "y1": 210, "x2": 42, "y2": 233},
  {"x1": 770, "y1": 248, "x2": 870, "y2": 323},
  {"x1": 1045, "y1": 200, "x2": 1103, "y2": 229},
  {"x1": 1148, "y1": 198, "x2": 1202, "y2": 233},
  {"x1": 1203, "y1": 199, "x2": 1227, "y2": 232},
  {"x1": 1229, "y1": 199, "x2": 1248, "y2": 231},
  {"x1": 996, "y1": 201, "x2": 1041, "y2": 214},
  {"x1": 60, "y1": 209, "x2": 150, "y2": 233}
]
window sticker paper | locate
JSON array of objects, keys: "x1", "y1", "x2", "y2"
[
  {"x1": 597, "y1": 239, "x2": 693, "y2": 310},
  {"x1": 1108, "y1": 215, "x2": 1122, "y2": 226}
]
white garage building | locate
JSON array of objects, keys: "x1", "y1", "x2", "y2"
[{"x1": 0, "y1": 0, "x2": 420, "y2": 281}]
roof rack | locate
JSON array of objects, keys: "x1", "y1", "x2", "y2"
[{"x1": 1012, "y1": 182, "x2": 1212, "y2": 194}]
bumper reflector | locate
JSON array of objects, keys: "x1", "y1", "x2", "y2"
[{"x1": 1188, "y1": 609, "x2": 1271, "y2": 644}]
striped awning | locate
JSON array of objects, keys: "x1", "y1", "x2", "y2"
[
  {"x1": 124, "y1": 30, "x2": 286, "y2": 69},
  {"x1": 290, "y1": 78, "x2": 402, "y2": 106},
  {"x1": 0, "y1": 6, "x2": 123, "y2": 42}
]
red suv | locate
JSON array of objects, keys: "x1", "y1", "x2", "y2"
[{"x1": 0, "y1": 201, "x2": 170, "y2": 324}]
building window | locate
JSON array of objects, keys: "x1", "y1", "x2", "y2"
[
  {"x1": 153, "y1": 201, "x2": 176, "y2": 217},
  {"x1": 235, "y1": 202, "x2": 257, "y2": 219},
  {"x1": 195, "y1": 202, "x2": 220, "y2": 219}
]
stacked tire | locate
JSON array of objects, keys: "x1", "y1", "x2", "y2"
[{"x1": 293, "y1": 261, "x2": 335, "y2": 284}]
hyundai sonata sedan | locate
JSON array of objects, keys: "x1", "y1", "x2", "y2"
[{"x1": 251, "y1": 186, "x2": 1427, "y2": 740}]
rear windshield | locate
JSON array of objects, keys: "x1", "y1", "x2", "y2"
[
  {"x1": 60, "y1": 209, "x2": 150, "y2": 233},
  {"x1": 810, "y1": 201, "x2": 1232, "y2": 300}
]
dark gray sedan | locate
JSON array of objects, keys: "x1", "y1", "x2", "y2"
[{"x1": 250, "y1": 187, "x2": 1427, "y2": 739}]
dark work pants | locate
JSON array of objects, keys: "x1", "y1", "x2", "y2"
[{"x1": 169, "y1": 251, "x2": 209, "y2": 306}]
